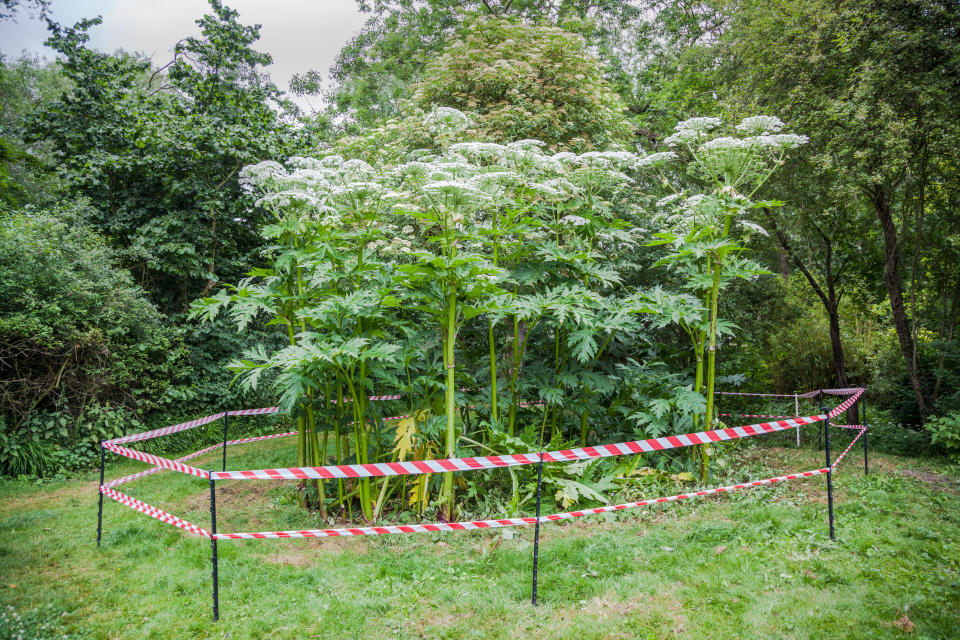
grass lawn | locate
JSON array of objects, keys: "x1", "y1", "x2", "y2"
[{"x1": 1, "y1": 432, "x2": 958, "y2": 639}]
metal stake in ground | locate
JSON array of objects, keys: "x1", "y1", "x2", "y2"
[
  {"x1": 817, "y1": 390, "x2": 824, "y2": 450},
  {"x1": 863, "y1": 398, "x2": 869, "y2": 475},
  {"x1": 221, "y1": 414, "x2": 229, "y2": 472},
  {"x1": 532, "y1": 451, "x2": 544, "y2": 606},
  {"x1": 96, "y1": 443, "x2": 106, "y2": 547},
  {"x1": 822, "y1": 406, "x2": 835, "y2": 541},
  {"x1": 794, "y1": 392, "x2": 800, "y2": 447},
  {"x1": 210, "y1": 477, "x2": 219, "y2": 621}
]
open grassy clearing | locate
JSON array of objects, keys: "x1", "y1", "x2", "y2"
[{"x1": 0, "y1": 434, "x2": 958, "y2": 640}]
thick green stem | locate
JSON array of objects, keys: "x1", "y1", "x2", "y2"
[
  {"x1": 508, "y1": 308, "x2": 520, "y2": 436},
  {"x1": 701, "y1": 257, "x2": 723, "y2": 482},
  {"x1": 488, "y1": 319, "x2": 498, "y2": 427},
  {"x1": 443, "y1": 288, "x2": 457, "y2": 521},
  {"x1": 345, "y1": 377, "x2": 373, "y2": 521}
]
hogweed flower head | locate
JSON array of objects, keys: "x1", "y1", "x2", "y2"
[{"x1": 736, "y1": 115, "x2": 785, "y2": 135}]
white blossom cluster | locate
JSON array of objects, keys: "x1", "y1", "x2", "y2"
[
  {"x1": 240, "y1": 107, "x2": 649, "y2": 253},
  {"x1": 736, "y1": 115, "x2": 785, "y2": 135}
]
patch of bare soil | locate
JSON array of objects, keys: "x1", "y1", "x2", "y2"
[{"x1": 899, "y1": 469, "x2": 960, "y2": 493}]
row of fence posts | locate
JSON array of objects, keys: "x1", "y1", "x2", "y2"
[{"x1": 95, "y1": 393, "x2": 869, "y2": 620}]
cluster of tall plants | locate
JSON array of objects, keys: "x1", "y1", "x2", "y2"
[{"x1": 193, "y1": 109, "x2": 805, "y2": 521}]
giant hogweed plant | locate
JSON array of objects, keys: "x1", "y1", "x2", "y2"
[
  {"x1": 192, "y1": 108, "x2": 803, "y2": 521},
  {"x1": 641, "y1": 116, "x2": 808, "y2": 480}
]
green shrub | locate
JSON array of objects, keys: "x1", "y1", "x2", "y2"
[
  {"x1": 926, "y1": 412, "x2": 960, "y2": 462},
  {"x1": 0, "y1": 202, "x2": 185, "y2": 475}
]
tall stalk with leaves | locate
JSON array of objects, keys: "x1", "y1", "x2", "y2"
[{"x1": 642, "y1": 116, "x2": 807, "y2": 479}]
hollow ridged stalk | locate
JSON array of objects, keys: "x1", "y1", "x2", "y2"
[
  {"x1": 488, "y1": 319, "x2": 498, "y2": 428},
  {"x1": 701, "y1": 257, "x2": 722, "y2": 481},
  {"x1": 442, "y1": 288, "x2": 457, "y2": 520},
  {"x1": 345, "y1": 378, "x2": 373, "y2": 521}
]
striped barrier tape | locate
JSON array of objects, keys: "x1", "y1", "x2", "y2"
[
  {"x1": 716, "y1": 388, "x2": 862, "y2": 399},
  {"x1": 714, "y1": 391, "x2": 797, "y2": 398},
  {"x1": 104, "y1": 431, "x2": 300, "y2": 489},
  {"x1": 831, "y1": 427, "x2": 867, "y2": 469},
  {"x1": 208, "y1": 413, "x2": 828, "y2": 481},
  {"x1": 211, "y1": 467, "x2": 830, "y2": 540},
  {"x1": 105, "y1": 412, "x2": 228, "y2": 446},
  {"x1": 718, "y1": 413, "x2": 795, "y2": 419},
  {"x1": 100, "y1": 486, "x2": 210, "y2": 538},
  {"x1": 103, "y1": 443, "x2": 210, "y2": 480},
  {"x1": 824, "y1": 388, "x2": 864, "y2": 419}
]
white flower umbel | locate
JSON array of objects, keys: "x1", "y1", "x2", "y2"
[
  {"x1": 676, "y1": 117, "x2": 722, "y2": 132},
  {"x1": 637, "y1": 151, "x2": 678, "y2": 168},
  {"x1": 743, "y1": 134, "x2": 810, "y2": 149},
  {"x1": 736, "y1": 115, "x2": 785, "y2": 135},
  {"x1": 255, "y1": 190, "x2": 320, "y2": 210},
  {"x1": 507, "y1": 139, "x2": 548, "y2": 151},
  {"x1": 560, "y1": 214, "x2": 590, "y2": 227},
  {"x1": 239, "y1": 160, "x2": 285, "y2": 190},
  {"x1": 581, "y1": 150, "x2": 639, "y2": 168},
  {"x1": 656, "y1": 193, "x2": 684, "y2": 207},
  {"x1": 286, "y1": 156, "x2": 325, "y2": 171},
  {"x1": 448, "y1": 142, "x2": 507, "y2": 160},
  {"x1": 424, "y1": 106, "x2": 471, "y2": 136},
  {"x1": 700, "y1": 137, "x2": 750, "y2": 151},
  {"x1": 664, "y1": 128, "x2": 704, "y2": 147}
]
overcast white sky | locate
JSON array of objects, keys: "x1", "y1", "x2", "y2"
[{"x1": 0, "y1": 0, "x2": 368, "y2": 111}]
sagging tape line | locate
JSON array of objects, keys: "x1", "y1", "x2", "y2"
[
  {"x1": 212, "y1": 467, "x2": 831, "y2": 540},
  {"x1": 208, "y1": 414, "x2": 829, "y2": 481}
]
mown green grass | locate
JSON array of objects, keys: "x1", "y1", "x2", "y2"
[{"x1": 0, "y1": 434, "x2": 958, "y2": 639}]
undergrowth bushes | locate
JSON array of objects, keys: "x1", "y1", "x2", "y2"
[{"x1": 0, "y1": 201, "x2": 286, "y2": 477}]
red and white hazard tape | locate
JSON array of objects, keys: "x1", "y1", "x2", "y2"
[
  {"x1": 105, "y1": 431, "x2": 300, "y2": 489},
  {"x1": 103, "y1": 442, "x2": 210, "y2": 480},
  {"x1": 100, "y1": 486, "x2": 210, "y2": 538},
  {"x1": 208, "y1": 414, "x2": 828, "y2": 481},
  {"x1": 714, "y1": 391, "x2": 798, "y2": 397},
  {"x1": 106, "y1": 412, "x2": 228, "y2": 446},
  {"x1": 718, "y1": 413, "x2": 795, "y2": 419},
  {"x1": 211, "y1": 467, "x2": 830, "y2": 540},
  {"x1": 831, "y1": 427, "x2": 867, "y2": 469},
  {"x1": 227, "y1": 407, "x2": 280, "y2": 417},
  {"x1": 827, "y1": 388, "x2": 864, "y2": 419}
]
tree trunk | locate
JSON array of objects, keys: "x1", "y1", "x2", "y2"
[
  {"x1": 873, "y1": 185, "x2": 928, "y2": 421},
  {"x1": 764, "y1": 211, "x2": 849, "y2": 395}
]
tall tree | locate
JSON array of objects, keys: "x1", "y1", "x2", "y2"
[
  {"x1": 28, "y1": 1, "x2": 298, "y2": 312},
  {"x1": 716, "y1": 0, "x2": 960, "y2": 419},
  {"x1": 325, "y1": 0, "x2": 643, "y2": 126}
]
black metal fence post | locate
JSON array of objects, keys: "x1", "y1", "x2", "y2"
[
  {"x1": 96, "y1": 444, "x2": 106, "y2": 547},
  {"x1": 210, "y1": 477, "x2": 219, "y2": 621},
  {"x1": 863, "y1": 398, "x2": 869, "y2": 475},
  {"x1": 817, "y1": 390, "x2": 824, "y2": 450},
  {"x1": 221, "y1": 414, "x2": 229, "y2": 472},
  {"x1": 532, "y1": 452, "x2": 544, "y2": 606},
  {"x1": 822, "y1": 405, "x2": 835, "y2": 541}
]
